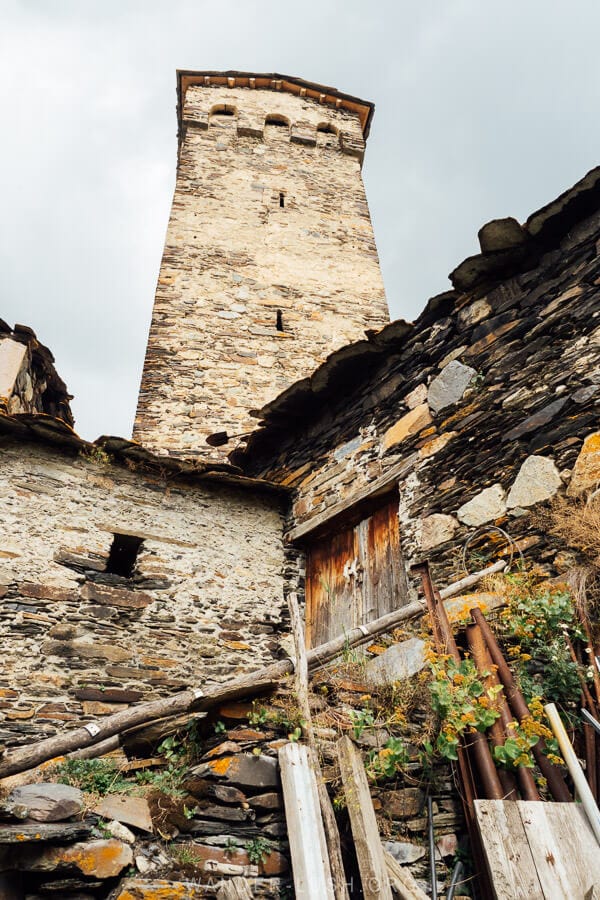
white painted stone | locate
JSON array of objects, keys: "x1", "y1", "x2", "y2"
[
  {"x1": 427, "y1": 360, "x2": 478, "y2": 414},
  {"x1": 365, "y1": 638, "x2": 426, "y2": 686},
  {"x1": 457, "y1": 484, "x2": 506, "y2": 526},
  {"x1": 0, "y1": 339, "x2": 27, "y2": 400},
  {"x1": 507, "y1": 455, "x2": 562, "y2": 508},
  {"x1": 420, "y1": 514, "x2": 458, "y2": 551}
]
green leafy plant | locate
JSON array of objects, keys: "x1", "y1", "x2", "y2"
[
  {"x1": 366, "y1": 736, "x2": 409, "y2": 780},
  {"x1": 214, "y1": 720, "x2": 227, "y2": 735},
  {"x1": 169, "y1": 843, "x2": 199, "y2": 867},
  {"x1": 245, "y1": 837, "x2": 273, "y2": 865},
  {"x1": 349, "y1": 706, "x2": 375, "y2": 739},
  {"x1": 248, "y1": 703, "x2": 269, "y2": 726},
  {"x1": 223, "y1": 837, "x2": 239, "y2": 857},
  {"x1": 428, "y1": 654, "x2": 503, "y2": 762},
  {"x1": 54, "y1": 758, "x2": 130, "y2": 795},
  {"x1": 134, "y1": 764, "x2": 187, "y2": 797}
]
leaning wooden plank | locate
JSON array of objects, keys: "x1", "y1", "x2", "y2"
[
  {"x1": 586, "y1": 886, "x2": 600, "y2": 900},
  {"x1": 216, "y1": 876, "x2": 253, "y2": 899},
  {"x1": 337, "y1": 736, "x2": 393, "y2": 900},
  {"x1": 384, "y1": 849, "x2": 428, "y2": 900},
  {"x1": 0, "y1": 599, "x2": 424, "y2": 780},
  {"x1": 279, "y1": 741, "x2": 335, "y2": 900},
  {"x1": 288, "y1": 592, "x2": 349, "y2": 900},
  {"x1": 474, "y1": 799, "x2": 543, "y2": 900},
  {"x1": 518, "y1": 801, "x2": 600, "y2": 899}
]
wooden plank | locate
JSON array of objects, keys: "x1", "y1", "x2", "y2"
[
  {"x1": 337, "y1": 736, "x2": 393, "y2": 900},
  {"x1": 474, "y1": 800, "x2": 544, "y2": 900},
  {"x1": 384, "y1": 849, "x2": 429, "y2": 900},
  {"x1": 279, "y1": 742, "x2": 335, "y2": 900},
  {"x1": 216, "y1": 877, "x2": 253, "y2": 899},
  {"x1": 287, "y1": 593, "x2": 349, "y2": 899},
  {"x1": 518, "y1": 801, "x2": 600, "y2": 899}
]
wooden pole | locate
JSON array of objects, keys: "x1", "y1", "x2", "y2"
[
  {"x1": 0, "y1": 599, "x2": 425, "y2": 780},
  {"x1": 279, "y1": 742, "x2": 336, "y2": 900},
  {"x1": 337, "y1": 736, "x2": 393, "y2": 900},
  {"x1": 288, "y1": 593, "x2": 349, "y2": 900}
]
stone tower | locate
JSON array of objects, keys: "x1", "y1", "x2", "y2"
[{"x1": 134, "y1": 71, "x2": 390, "y2": 459}]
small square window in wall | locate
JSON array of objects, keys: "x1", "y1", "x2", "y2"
[{"x1": 106, "y1": 534, "x2": 144, "y2": 577}]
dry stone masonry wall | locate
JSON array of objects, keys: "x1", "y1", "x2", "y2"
[
  {"x1": 134, "y1": 82, "x2": 389, "y2": 460},
  {"x1": 242, "y1": 204, "x2": 600, "y2": 589},
  {"x1": 0, "y1": 442, "x2": 287, "y2": 749}
]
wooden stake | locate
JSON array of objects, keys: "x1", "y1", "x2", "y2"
[
  {"x1": 288, "y1": 592, "x2": 349, "y2": 900},
  {"x1": 337, "y1": 736, "x2": 393, "y2": 900}
]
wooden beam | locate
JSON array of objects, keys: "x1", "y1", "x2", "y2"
[
  {"x1": 337, "y1": 736, "x2": 392, "y2": 900},
  {"x1": 384, "y1": 850, "x2": 429, "y2": 900},
  {"x1": 288, "y1": 593, "x2": 349, "y2": 900},
  {"x1": 286, "y1": 454, "x2": 417, "y2": 542},
  {"x1": 279, "y1": 742, "x2": 335, "y2": 899}
]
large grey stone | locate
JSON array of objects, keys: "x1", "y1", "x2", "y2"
[
  {"x1": 507, "y1": 455, "x2": 562, "y2": 508},
  {"x1": 420, "y1": 514, "x2": 458, "y2": 551},
  {"x1": 427, "y1": 360, "x2": 478, "y2": 414},
  {"x1": 383, "y1": 840, "x2": 426, "y2": 865},
  {"x1": 457, "y1": 484, "x2": 506, "y2": 526},
  {"x1": 365, "y1": 638, "x2": 426, "y2": 686},
  {"x1": 193, "y1": 753, "x2": 280, "y2": 790},
  {"x1": 8, "y1": 784, "x2": 83, "y2": 823}
]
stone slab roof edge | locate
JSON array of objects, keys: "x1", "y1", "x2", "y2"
[
  {"x1": 231, "y1": 163, "x2": 600, "y2": 464},
  {"x1": 0, "y1": 410, "x2": 286, "y2": 496},
  {"x1": 176, "y1": 69, "x2": 375, "y2": 140}
]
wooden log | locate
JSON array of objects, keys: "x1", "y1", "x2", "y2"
[
  {"x1": 337, "y1": 736, "x2": 392, "y2": 900},
  {"x1": 0, "y1": 599, "x2": 424, "y2": 780},
  {"x1": 439, "y1": 560, "x2": 507, "y2": 600},
  {"x1": 216, "y1": 877, "x2": 253, "y2": 899},
  {"x1": 279, "y1": 741, "x2": 335, "y2": 900},
  {"x1": 383, "y1": 850, "x2": 429, "y2": 900},
  {"x1": 288, "y1": 592, "x2": 349, "y2": 900}
]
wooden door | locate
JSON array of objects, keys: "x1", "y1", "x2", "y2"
[{"x1": 305, "y1": 495, "x2": 406, "y2": 648}]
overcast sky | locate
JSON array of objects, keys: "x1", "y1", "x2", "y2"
[{"x1": 1, "y1": 1, "x2": 599, "y2": 440}]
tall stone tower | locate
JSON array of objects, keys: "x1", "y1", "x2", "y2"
[{"x1": 134, "y1": 71, "x2": 389, "y2": 459}]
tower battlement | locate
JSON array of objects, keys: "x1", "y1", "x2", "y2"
[{"x1": 134, "y1": 71, "x2": 389, "y2": 459}]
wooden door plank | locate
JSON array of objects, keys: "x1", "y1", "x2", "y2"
[
  {"x1": 518, "y1": 801, "x2": 600, "y2": 899},
  {"x1": 474, "y1": 799, "x2": 544, "y2": 899},
  {"x1": 337, "y1": 736, "x2": 393, "y2": 900},
  {"x1": 279, "y1": 742, "x2": 335, "y2": 900}
]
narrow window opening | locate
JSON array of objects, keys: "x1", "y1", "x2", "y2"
[
  {"x1": 276, "y1": 310, "x2": 284, "y2": 331},
  {"x1": 106, "y1": 534, "x2": 143, "y2": 577},
  {"x1": 279, "y1": 192, "x2": 285, "y2": 208}
]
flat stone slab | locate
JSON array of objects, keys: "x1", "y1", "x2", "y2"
[
  {"x1": 113, "y1": 880, "x2": 212, "y2": 899},
  {"x1": 428, "y1": 360, "x2": 477, "y2": 413},
  {"x1": 383, "y1": 840, "x2": 426, "y2": 865},
  {"x1": 8, "y1": 783, "x2": 84, "y2": 823},
  {"x1": 195, "y1": 753, "x2": 280, "y2": 790},
  {"x1": 93, "y1": 795, "x2": 153, "y2": 833},
  {"x1": 19, "y1": 838, "x2": 132, "y2": 877},
  {"x1": 365, "y1": 638, "x2": 426, "y2": 686},
  {"x1": 0, "y1": 819, "x2": 94, "y2": 843},
  {"x1": 457, "y1": 483, "x2": 506, "y2": 526}
]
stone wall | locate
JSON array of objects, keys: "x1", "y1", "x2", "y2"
[
  {"x1": 0, "y1": 441, "x2": 288, "y2": 748},
  {"x1": 240, "y1": 202, "x2": 600, "y2": 592},
  {"x1": 134, "y1": 80, "x2": 389, "y2": 461}
]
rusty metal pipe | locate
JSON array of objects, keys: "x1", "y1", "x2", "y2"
[
  {"x1": 466, "y1": 624, "x2": 519, "y2": 800},
  {"x1": 413, "y1": 564, "x2": 505, "y2": 800},
  {"x1": 471, "y1": 606, "x2": 572, "y2": 803},
  {"x1": 467, "y1": 623, "x2": 539, "y2": 801}
]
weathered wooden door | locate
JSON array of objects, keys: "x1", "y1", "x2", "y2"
[{"x1": 305, "y1": 495, "x2": 406, "y2": 648}]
